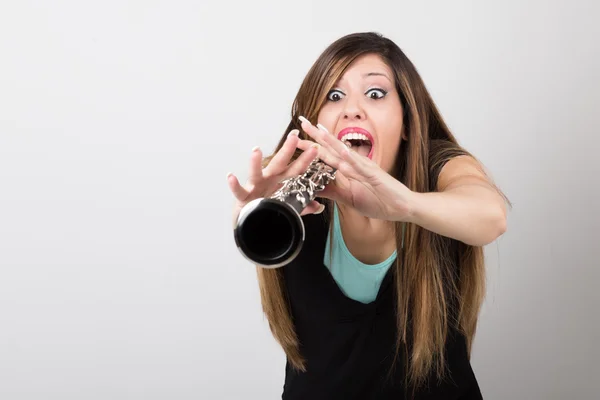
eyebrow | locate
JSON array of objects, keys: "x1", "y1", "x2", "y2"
[
  {"x1": 364, "y1": 72, "x2": 391, "y2": 80},
  {"x1": 338, "y1": 72, "x2": 392, "y2": 85}
]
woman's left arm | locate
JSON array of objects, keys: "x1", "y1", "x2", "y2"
[
  {"x1": 296, "y1": 118, "x2": 506, "y2": 246},
  {"x1": 403, "y1": 156, "x2": 507, "y2": 246}
]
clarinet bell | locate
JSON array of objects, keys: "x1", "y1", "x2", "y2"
[{"x1": 233, "y1": 197, "x2": 305, "y2": 268}]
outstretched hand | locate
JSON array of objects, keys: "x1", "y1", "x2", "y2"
[
  {"x1": 227, "y1": 129, "x2": 326, "y2": 228},
  {"x1": 297, "y1": 116, "x2": 414, "y2": 222}
]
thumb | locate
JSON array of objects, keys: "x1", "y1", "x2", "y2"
[
  {"x1": 315, "y1": 180, "x2": 348, "y2": 204},
  {"x1": 300, "y1": 200, "x2": 325, "y2": 216}
]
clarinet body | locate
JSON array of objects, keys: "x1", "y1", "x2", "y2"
[{"x1": 233, "y1": 158, "x2": 336, "y2": 268}]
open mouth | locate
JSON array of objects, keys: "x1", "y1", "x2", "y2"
[{"x1": 337, "y1": 127, "x2": 374, "y2": 159}]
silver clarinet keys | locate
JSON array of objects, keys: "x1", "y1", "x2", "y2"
[
  {"x1": 271, "y1": 158, "x2": 336, "y2": 209},
  {"x1": 233, "y1": 158, "x2": 336, "y2": 268}
]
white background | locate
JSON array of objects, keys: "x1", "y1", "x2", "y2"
[{"x1": 1, "y1": 1, "x2": 598, "y2": 399}]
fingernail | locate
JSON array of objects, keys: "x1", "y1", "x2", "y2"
[
  {"x1": 226, "y1": 172, "x2": 233, "y2": 178},
  {"x1": 314, "y1": 204, "x2": 325, "y2": 214},
  {"x1": 299, "y1": 116, "x2": 310, "y2": 124},
  {"x1": 311, "y1": 143, "x2": 320, "y2": 149},
  {"x1": 316, "y1": 123, "x2": 329, "y2": 133},
  {"x1": 288, "y1": 129, "x2": 299, "y2": 137},
  {"x1": 252, "y1": 145, "x2": 260, "y2": 152}
]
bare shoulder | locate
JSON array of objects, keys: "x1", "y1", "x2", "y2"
[{"x1": 437, "y1": 155, "x2": 495, "y2": 193}]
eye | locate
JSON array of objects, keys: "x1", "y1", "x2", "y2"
[
  {"x1": 326, "y1": 89, "x2": 345, "y2": 102},
  {"x1": 366, "y1": 88, "x2": 388, "y2": 99}
]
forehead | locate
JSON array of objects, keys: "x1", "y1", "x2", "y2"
[{"x1": 338, "y1": 53, "x2": 392, "y2": 81}]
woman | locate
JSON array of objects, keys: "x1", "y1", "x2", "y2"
[{"x1": 227, "y1": 32, "x2": 509, "y2": 399}]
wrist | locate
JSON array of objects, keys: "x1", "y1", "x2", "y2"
[
  {"x1": 403, "y1": 190, "x2": 422, "y2": 224},
  {"x1": 390, "y1": 189, "x2": 422, "y2": 224}
]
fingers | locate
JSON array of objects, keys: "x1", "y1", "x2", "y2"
[
  {"x1": 226, "y1": 172, "x2": 249, "y2": 202},
  {"x1": 230, "y1": 132, "x2": 316, "y2": 203},
  {"x1": 314, "y1": 125, "x2": 354, "y2": 160},
  {"x1": 283, "y1": 142, "x2": 319, "y2": 179},
  {"x1": 300, "y1": 200, "x2": 325, "y2": 216},
  {"x1": 263, "y1": 129, "x2": 300, "y2": 178},
  {"x1": 248, "y1": 146, "x2": 264, "y2": 185},
  {"x1": 298, "y1": 115, "x2": 377, "y2": 181},
  {"x1": 339, "y1": 146, "x2": 378, "y2": 180},
  {"x1": 296, "y1": 139, "x2": 342, "y2": 170},
  {"x1": 298, "y1": 116, "x2": 347, "y2": 160},
  {"x1": 317, "y1": 170, "x2": 354, "y2": 205}
]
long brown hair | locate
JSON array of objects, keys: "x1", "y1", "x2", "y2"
[{"x1": 256, "y1": 32, "x2": 509, "y2": 390}]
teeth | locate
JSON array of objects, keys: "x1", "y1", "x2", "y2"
[{"x1": 340, "y1": 133, "x2": 370, "y2": 142}]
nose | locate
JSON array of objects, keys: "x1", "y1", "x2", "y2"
[{"x1": 342, "y1": 97, "x2": 366, "y2": 121}]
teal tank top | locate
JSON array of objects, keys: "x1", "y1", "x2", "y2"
[{"x1": 323, "y1": 203, "x2": 404, "y2": 304}]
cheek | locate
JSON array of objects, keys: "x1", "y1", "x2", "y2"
[
  {"x1": 317, "y1": 108, "x2": 336, "y2": 126},
  {"x1": 376, "y1": 111, "x2": 402, "y2": 145},
  {"x1": 377, "y1": 117, "x2": 403, "y2": 163},
  {"x1": 380, "y1": 137, "x2": 402, "y2": 174},
  {"x1": 383, "y1": 136, "x2": 401, "y2": 161}
]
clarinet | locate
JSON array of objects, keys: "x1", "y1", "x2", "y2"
[{"x1": 233, "y1": 158, "x2": 336, "y2": 268}]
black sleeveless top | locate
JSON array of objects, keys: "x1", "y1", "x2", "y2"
[{"x1": 280, "y1": 203, "x2": 483, "y2": 399}]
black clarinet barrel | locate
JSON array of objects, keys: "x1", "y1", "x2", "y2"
[{"x1": 233, "y1": 158, "x2": 336, "y2": 269}]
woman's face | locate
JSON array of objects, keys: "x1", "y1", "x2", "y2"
[{"x1": 317, "y1": 53, "x2": 405, "y2": 174}]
